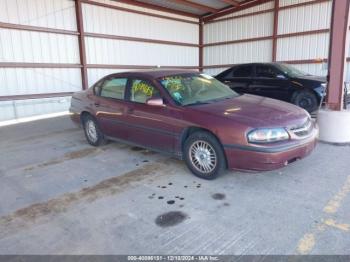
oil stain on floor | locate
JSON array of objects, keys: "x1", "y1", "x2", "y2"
[
  {"x1": 0, "y1": 161, "x2": 167, "y2": 238},
  {"x1": 155, "y1": 211, "x2": 188, "y2": 227},
  {"x1": 24, "y1": 147, "x2": 104, "y2": 171},
  {"x1": 150, "y1": 182, "x2": 229, "y2": 227},
  {"x1": 212, "y1": 193, "x2": 226, "y2": 200}
]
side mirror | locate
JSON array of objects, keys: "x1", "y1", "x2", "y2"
[
  {"x1": 146, "y1": 98, "x2": 165, "y2": 107},
  {"x1": 276, "y1": 74, "x2": 287, "y2": 79}
]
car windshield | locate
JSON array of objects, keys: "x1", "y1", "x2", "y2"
[
  {"x1": 158, "y1": 73, "x2": 239, "y2": 106},
  {"x1": 275, "y1": 63, "x2": 310, "y2": 77}
]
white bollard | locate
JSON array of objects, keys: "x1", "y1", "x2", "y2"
[{"x1": 317, "y1": 108, "x2": 350, "y2": 143}]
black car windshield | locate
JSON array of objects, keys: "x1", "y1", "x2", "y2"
[
  {"x1": 158, "y1": 73, "x2": 239, "y2": 106},
  {"x1": 275, "y1": 63, "x2": 309, "y2": 77}
]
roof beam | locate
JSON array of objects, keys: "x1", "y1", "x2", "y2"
[
  {"x1": 220, "y1": 0, "x2": 240, "y2": 7},
  {"x1": 169, "y1": 0, "x2": 218, "y2": 13},
  {"x1": 110, "y1": 0, "x2": 199, "y2": 18},
  {"x1": 202, "y1": 0, "x2": 272, "y2": 22}
]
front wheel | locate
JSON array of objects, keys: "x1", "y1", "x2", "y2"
[
  {"x1": 292, "y1": 90, "x2": 318, "y2": 113},
  {"x1": 184, "y1": 131, "x2": 226, "y2": 180}
]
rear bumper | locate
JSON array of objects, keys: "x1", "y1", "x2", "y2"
[{"x1": 224, "y1": 128, "x2": 318, "y2": 171}]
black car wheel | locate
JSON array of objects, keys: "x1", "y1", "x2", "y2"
[
  {"x1": 82, "y1": 114, "x2": 107, "y2": 146},
  {"x1": 184, "y1": 131, "x2": 226, "y2": 180},
  {"x1": 292, "y1": 90, "x2": 318, "y2": 113}
]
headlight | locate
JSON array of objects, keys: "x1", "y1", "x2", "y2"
[
  {"x1": 320, "y1": 83, "x2": 327, "y2": 96},
  {"x1": 247, "y1": 128, "x2": 289, "y2": 143}
]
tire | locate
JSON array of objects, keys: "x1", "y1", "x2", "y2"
[
  {"x1": 82, "y1": 114, "x2": 107, "y2": 146},
  {"x1": 183, "y1": 131, "x2": 226, "y2": 180},
  {"x1": 292, "y1": 90, "x2": 318, "y2": 113}
]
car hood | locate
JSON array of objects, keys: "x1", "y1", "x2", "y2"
[
  {"x1": 190, "y1": 94, "x2": 309, "y2": 128},
  {"x1": 292, "y1": 75, "x2": 326, "y2": 83}
]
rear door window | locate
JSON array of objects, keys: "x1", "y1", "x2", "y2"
[
  {"x1": 93, "y1": 79, "x2": 104, "y2": 95},
  {"x1": 256, "y1": 65, "x2": 281, "y2": 78},
  {"x1": 232, "y1": 65, "x2": 253, "y2": 78},
  {"x1": 100, "y1": 78, "x2": 128, "y2": 100},
  {"x1": 219, "y1": 68, "x2": 235, "y2": 79}
]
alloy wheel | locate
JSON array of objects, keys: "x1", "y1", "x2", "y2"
[
  {"x1": 189, "y1": 140, "x2": 217, "y2": 174},
  {"x1": 86, "y1": 120, "x2": 98, "y2": 143}
]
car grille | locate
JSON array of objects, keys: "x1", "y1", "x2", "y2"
[{"x1": 290, "y1": 119, "x2": 313, "y2": 137}]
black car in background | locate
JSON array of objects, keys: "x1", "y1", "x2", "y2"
[{"x1": 215, "y1": 63, "x2": 326, "y2": 112}]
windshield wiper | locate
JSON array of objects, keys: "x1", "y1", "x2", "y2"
[
  {"x1": 184, "y1": 101, "x2": 211, "y2": 106},
  {"x1": 206, "y1": 96, "x2": 234, "y2": 103}
]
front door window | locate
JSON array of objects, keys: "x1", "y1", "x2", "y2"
[{"x1": 130, "y1": 79, "x2": 160, "y2": 104}]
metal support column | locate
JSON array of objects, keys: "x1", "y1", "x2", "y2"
[
  {"x1": 326, "y1": 0, "x2": 350, "y2": 110},
  {"x1": 75, "y1": 0, "x2": 88, "y2": 90}
]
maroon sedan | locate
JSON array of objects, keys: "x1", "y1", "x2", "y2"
[{"x1": 70, "y1": 70, "x2": 318, "y2": 179}]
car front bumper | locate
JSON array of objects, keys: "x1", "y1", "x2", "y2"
[{"x1": 224, "y1": 127, "x2": 318, "y2": 171}]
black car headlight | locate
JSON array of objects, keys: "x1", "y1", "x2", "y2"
[
  {"x1": 313, "y1": 83, "x2": 327, "y2": 97},
  {"x1": 247, "y1": 128, "x2": 290, "y2": 143}
]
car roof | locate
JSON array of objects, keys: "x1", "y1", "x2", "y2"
[
  {"x1": 106, "y1": 69, "x2": 199, "y2": 79},
  {"x1": 231, "y1": 62, "x2": 281, "y2": 67}
]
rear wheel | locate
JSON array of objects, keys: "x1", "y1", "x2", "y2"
[
  {"x1": 82, "y1": 114, "x2": 107, "y2": 146},
  {"x1": 292, "y1": 90, "x2": 318, "y2": 113},
  {"x1": 184, "y1": 131, "x2": 226, "y2": 180}
]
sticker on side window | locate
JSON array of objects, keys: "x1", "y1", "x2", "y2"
[{"x1": 200, "y1": 74, "x2": 214, "y2": 80}]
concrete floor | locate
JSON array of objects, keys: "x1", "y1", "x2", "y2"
[{"x1": 0, "y1": 116, "x2": 349, "y2": 255}]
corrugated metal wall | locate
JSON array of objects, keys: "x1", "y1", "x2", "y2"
[
  {"x1": 0, "y1": 0, "x2": 77, "y2": 29},
  {"x1": 0, "y1": 0, "x2": 199, "y2": 121},
  {"x1": 204, "y1": 39, "x2": 273, "y2": 66},
  {"x1": 277, "y1": 0, "x2": 332, "y2": 77},
  {"x1": 84, "y1": 0, "x2": 199, "y2": 86},
  {"x1": 0, "y1": 0, "x2": 80, "y2": 121},
  {"x1": 83, "y1": 3, "x2": 197, "y2": 42},
  {"x1": 203, "y1": 2, "x2": 274, "y2": 75}
]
